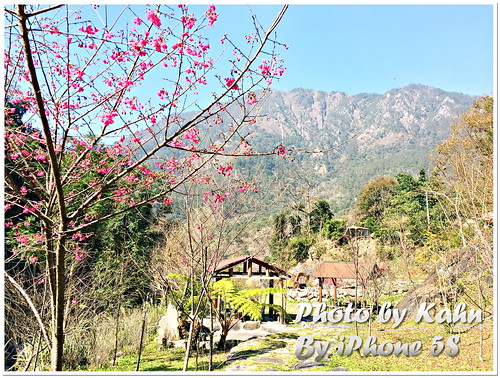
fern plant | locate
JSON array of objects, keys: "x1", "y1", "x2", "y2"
[{"x1": 211, "y1": 279, "x2": 287, "y2": 350}]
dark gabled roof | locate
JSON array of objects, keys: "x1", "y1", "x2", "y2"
[
  {"x1": 313, "y1": 261, "x2": 386, "y2": 280},
  {"x1": 213, "y1": 255, "x2": 249, "y2": 271},
  {"x1": 213, "y1": 255, "x2": 289, "y2": 276}
]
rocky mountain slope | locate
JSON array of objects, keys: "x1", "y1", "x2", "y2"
[
  {"x1": 236, "y1": 84, "x2": 475, "y2": 214},
  {"x1": 143, "y1": 84, "x2": 476, "y2": 216}
]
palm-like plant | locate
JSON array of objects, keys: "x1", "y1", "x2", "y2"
[{"x1": 211, "y1": 279, "x2": 287, "y2": 350}]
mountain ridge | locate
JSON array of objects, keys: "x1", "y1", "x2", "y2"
[
  {"x1": 233, "y1": 84, "x2": 476, "y2": 214},
  {"x1": 278, "y1": 83, "x2": 478, "y2": 98},
  {"x1": 141, "y1": 84, "x2": 477, "y2": 215}
]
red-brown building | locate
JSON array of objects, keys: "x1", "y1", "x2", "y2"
[{"x1": 313, "y1": 261, "x2": 388, "y2": 303}]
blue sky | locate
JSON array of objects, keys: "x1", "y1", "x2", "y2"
[
  {"x1": 214, "y1": 4, "x2": 494, "y2": 96},
  {"x1": 5, "y1": 3, "x2": 493, "y2": 101}
]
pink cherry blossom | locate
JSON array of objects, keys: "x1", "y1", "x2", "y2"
[
  {"x1": 238, "y1": 185, "x2": 250, "y2": 193},
  {"x1": 277, "y1": 144, "x2": 288, "y2": 156},
  {"x1": 181, "y1": 15, "x2": 196, "y2": 29},
  {"x1": 259, "y1": 63, "x2": 272, "y2": 76},
  {"x1": 206, "y1": 5, "x2": 218, "y2": 26},
  {"x1": 184, "y1": 128, "x2": 200, "y2": 144},
  {"x1": 78, "y1": 25, "x2": 99, "y2": 35},
  {"x1": 146, "y1": 10, "x2": 161, "y2": 27},
  {"x1": 224, "y1": 77, "x2": 240, "y2": 90},
  {"x1": 100, "y1": 111, "x2": 118, "y2": 126}
]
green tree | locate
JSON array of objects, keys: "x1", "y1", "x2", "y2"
[
  {"x1": 433, "y1": 96, "x2": 493, "y2": 269},
  {"x1": 435, "y1": 96, "x2": 493, "y2": 220},
  {"x1": 356, "y1": 176, "x2": 397, "y2": 221},
  {"x1": 322, "y1": 219, "x2": 346, "y2": 240},
  {"x1": 287, "y1": 236, "x2": 312, "y2": 262},
  {"x1": 310, "y1": 199, "x2": 333, "y2": 233},
  {"x1": 85, "y1": 203, "x2": 164, "y2": 308},
  {"x1": 272, "y1": 212, "x2": 288, "y2": 242},
  {"x1": 269, "y1": 210, "x2": 305, "y2": 266}
]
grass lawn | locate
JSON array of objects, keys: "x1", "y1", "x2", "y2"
[
  {"x1": 95, "y1": 341, "x2": 227, "y2": 372},
  {"x1": 90, "y1": 307, "x2": 494, "y2": 372},
  {"x1": 296, "y1": 320, "x2": 495, "y2": 372}
]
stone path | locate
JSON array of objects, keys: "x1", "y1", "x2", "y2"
[
  {"x1": 224, "y1": 338, "x2": 347, "y2": 372},
  {"x1": 221, "y1": 322, "x2": 348, "y2": 372}
]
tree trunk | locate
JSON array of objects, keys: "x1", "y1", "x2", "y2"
[
  {"x1": 217, "y1": 320, "x2": 231, "y2": 351},
  {"x1": 209, "y1": 304, "x2": 213, "y2": 371},
  {"x1": 182, "y1": 317, "x2": 195, "y2": 371},
  {"x1": 17, "y1": 5, "x2": 69, "y2": 371},
  {"x1": 135, "y1": 307, "x2": 148, "y2": 371},
  {"x1": 112, "y1": 263, "x2": 124, "y2": 366},
  {"x1": 217, "y1": 332, "x2": 227, "y2": 351},
  {"x1": 51, "y1": 236, "x2": 67, "y2": 371}
]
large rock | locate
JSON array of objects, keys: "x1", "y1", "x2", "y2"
[
  {"x1": 297, "y1": 289, "x2": 309, "y2": 298},
  {"x1": 242, "y1": 321, "x2": 261, "y2": 330},
  {"x1": 202, "y1": 317, "x2": 221, "y2": 332},
  {"x1": 231, "y1": 320, "x2": 242, "y2": 331},
  {"x1": 260, "y1": 321, "x2": 288, "y2": 333},
  {"x1": 396, "y1": 249, "x2": 491, "y2": 317},
  {"x1": 158, "y1": 304, "x2": 180, "y2": 342},
  {"x1": 173, "y1": 340, "x2": 187, "y2": 349}
]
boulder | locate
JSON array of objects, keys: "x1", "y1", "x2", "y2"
[
  {"x1": 396, "y1": 248, "x2": 491, "y2": 317},
  {"x1": 202, "y1": 317, "x2": 221, "y2": 332},
  {"x1": 173, "y1": 340, "x2": 187, "y2": 349},
  {"x1": 231, "y1": 320, "x2": 242, "y2": 331},
  {"x1": 260, "y1": 322, "x2": 288, "y2": 333},
  {"x1": 297, "y1": 289, "x2": 309, "y2": 298},
  {"x1": 242, "y1": 321, "x2": 261, "y2": 330},
  {"x1": 158, "y1": 304, "x2": 180, "y2": 343}
]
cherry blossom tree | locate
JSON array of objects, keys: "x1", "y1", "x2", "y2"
[{"x1": 4, "y1": 4, "x2": 288, "y2": 370}]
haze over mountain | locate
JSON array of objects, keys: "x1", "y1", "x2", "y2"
[{"x1": 234, "y1": 84, "x2": 476, "y2": 214}]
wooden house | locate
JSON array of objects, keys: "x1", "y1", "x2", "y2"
[
  {"x1": 212, "y1": 255, "x2": 290, "y2": 320},
  {"x1": 313, "y1": 261, "x2": 388, "y2": 303}
]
